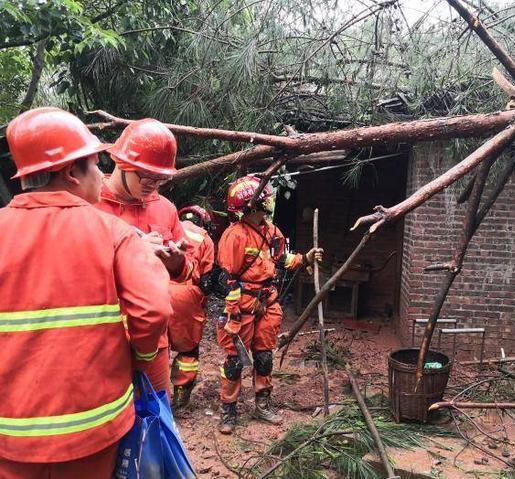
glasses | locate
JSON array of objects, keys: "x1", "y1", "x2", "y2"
[{"x1": 134, "y1": 171, "x2": 170, "y2": 188}]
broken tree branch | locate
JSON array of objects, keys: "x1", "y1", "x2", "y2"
[
  {"x1": 446, "y1": 0, "x2": 515, "y2": 80},
  {"x1": 429, "y1": 401, "x2": 515, "y2": 411},
  {"x1": 346, "y1": 368, "x2": 400, "y2": 479},
  {"x1": 351, "y1": 124, "x2": 515, "y2": 234},
  {"x1": 278, "y1": 233, "x2": 371, "y2": 351},
  {"x1": 248, "y1": 153, "x2": 291, "y2": 209},
  {"x1": 457, "y1": 174, "x2": 476, "y2": 204},
  {"x1": 460, "y1": 356, "x2": 515, "y2": 366},
  {"x1": 415, "y1": 130, "x2": 515, "y2": 388},
  {"x1": 87, "y1": 110, "x2": 297, "y2": 149},
  {"x1": 313, "y1": 209, "x2": 330, "y2": 417},
  {"x1": 171, "y1": 110, "x2": 515, "y2": 181}
]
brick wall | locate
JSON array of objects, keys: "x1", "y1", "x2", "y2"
[{"x1": 399, "y1": 142, "x2": 515, "y2": 358}]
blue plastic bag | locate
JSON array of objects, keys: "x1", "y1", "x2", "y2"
[{"x1": 114, "y1": 373, "x2": 196, "y2": 479}]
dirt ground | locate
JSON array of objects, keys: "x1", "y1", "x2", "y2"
[{"x1": 173, "y1": 302, "x2": 515, "y2": 478}]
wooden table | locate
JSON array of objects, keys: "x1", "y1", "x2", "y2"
[{"x1": 295, "y1": 268, "x2": 370, "y2": 319}]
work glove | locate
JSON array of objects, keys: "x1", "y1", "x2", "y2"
[
  {"x1": 305, "y1": 247, "x2": 324, "y2": 266},
  {"x1": 223, "y1": 313, "x2": 242, "y2": 335}
]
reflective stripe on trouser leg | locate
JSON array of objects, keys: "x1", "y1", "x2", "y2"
[{"x1": 171, "y1": 354, "x2": 199, "y2": 387}]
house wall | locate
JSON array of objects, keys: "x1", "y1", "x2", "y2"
[
  {"x1": 400, "y1": 142, "x2": 515, "y2": 358},
  {"x1": 293, "y1": 150, "x2": 409, "y2": 317}
]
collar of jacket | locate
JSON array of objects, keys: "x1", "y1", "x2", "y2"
[
  {"x1": 8, "y1": 191, "x2": 90, "y2": 209},
  {"x1": 100, "y1": 177, "x2": 159, "y2": 207}
]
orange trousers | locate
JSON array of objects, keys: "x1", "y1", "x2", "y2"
[
  {"x1": 217, "y1": 300, "x2": 282, "y2": 403},
  {"x1": 133, "y1": 347, "x2": 171, "y2": 396},
  {"x1": 0, "y1": 442, "x2": 118, "y2": 479},
  {"x1": 169, "y1": 284, "x2": 206, "y2": 387}
]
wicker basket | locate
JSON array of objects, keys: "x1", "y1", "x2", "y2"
[{"x1": 388, "y1": 348, "x2": 452, "y2": 423}]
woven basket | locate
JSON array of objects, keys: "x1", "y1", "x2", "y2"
[{"x1": 388, "y1": 348, "x2": 452, "y2": 423}]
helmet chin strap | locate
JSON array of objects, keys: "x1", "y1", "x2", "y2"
[{"x1": 121, "y1": 170, "x2": 134, "y2": 198}]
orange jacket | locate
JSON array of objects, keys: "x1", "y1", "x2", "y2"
[
  {"x1": 96, "y1": 182, "x2": 194, "y2": 283},
  {"x1": 168, "y1": 221, "x2": 215, "y2": 350},
  {"x1": 180, "y1": 220, "x2": 215, "y2": 286},
  {"x1": 217, "y1": 219, "x2": 303, "y2": 315},
  {"x1": 0, "y1": 191, "x2": 171, "y2": 463},
  {"x1": 96, "y1": 183, "x2": 196, "y2": 349}
]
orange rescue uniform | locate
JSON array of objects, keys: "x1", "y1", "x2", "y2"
[
  {"x1": 96, "y1": 182, "x2": 195, "y2": 395},
  {"x1": 169, "y1": 220, "x2": 215, "y2": 386},
  {"x1": 0, "y1": 192, "x2": 170, "y2": 470},
  {"x1": 217, "y1": 219, "x2": 303, "y2": 403}
]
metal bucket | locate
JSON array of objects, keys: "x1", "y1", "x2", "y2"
[{"x1": 388, "y1": 348, "x2": 452, "y2": 423}]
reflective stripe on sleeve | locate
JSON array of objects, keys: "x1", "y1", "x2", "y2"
[
  {"x1": 225, "y1": 288, "x2": 241, "y2": 301},
  {"x1": 284, "y1": 253, "x2": 296, "y2": 269},
  {"x1": 0, "y1": 304, "x2": 122, "y2": 333},
  {"x1": 184, "y1": 229, "x2": 205, "y2": 244},
  {"x1": 244, "y1": 247, "x2": 260, "y2": 256},
  {"x1": 0, "y1": 384, "x2": 133, "y2": 437},
  {"x1": 134, "y1": 348, "x2": 159, "y2": 361}
]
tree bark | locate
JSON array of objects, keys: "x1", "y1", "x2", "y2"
[
  {"x1": 351, "y1": 124, "x2": 515, "y2": 234},
  {"x1": 87, "y1": 110, "x2": 296, "y2": 149},
  {"x1": 346, "y1": 367, "x2": 399, "y2": 479},
  {"x1": 429, "y1": 401, "x2": 515, "y2": 411},
  {"x1": 446, "y1": 0, "x2": 515, "y2": 80},
  {"x1": 171, "y1": 110, "x2": 515, "y2": 181},
  {"x1": 20, "y1": 38, "x2": 48, "y2": 112}
]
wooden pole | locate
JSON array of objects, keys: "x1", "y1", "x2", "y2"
[
  {"x1": 313, "y1": 209, "x2": 330, "y2": 416},
  {"x1": 429, "y1": 401, "x2": 515, "y2": 411},
  {"x1": 278, "y1": 232, "x2": 371, "y2": 351},
  {"x1": 346, "y1": 368, "x2": 400, "y2": 479}
]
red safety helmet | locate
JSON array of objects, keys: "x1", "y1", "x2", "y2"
[
  {"x1": 109, "y1": 119, "x2": 177, "y2": 175},
  {"x1": 7, "y1": 107, "x2": 110, "y2": 179},
  {"x1": 178, "y1": 205, "x2": 212, "y2": 226},
  {"x1": 226, "y1": 175, "x2": 273, "y2": 213}
]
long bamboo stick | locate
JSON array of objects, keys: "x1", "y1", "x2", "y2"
[{"x1": 313, "y1": 209, "x2": 330, "y2": 416}]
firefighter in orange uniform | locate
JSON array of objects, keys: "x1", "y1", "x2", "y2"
[
  {"x1": 96, "y1": 119, "x2": 194, "y2": 397},
  {"x1": 168, "y1": 206, "x2": 215, "y2": 409},
  {"x1": 0, "y1": 108, "x2": 171, "y2": 478},
  {"x1": 217, "y1": 175, "x2": 323, "y2": 434}
]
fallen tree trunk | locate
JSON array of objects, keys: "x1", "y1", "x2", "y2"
[
  {"x1": 347, "y1": 368, "x2": 400, "y2": 479},
  {"x1": 279, "y1": 124, "x2": 515, "y2": 353},
  {"x1": 172, "y1": 110, "x2": 515, "y2": 180},
  {"x1": 87, "y1": 109, "x2": 297, "y2": 149},
  {"x1": 175, "y1": 149, "x2": 349, "y2": 167},
  {"x1": 351, "y1": 124, "x2": 515, "y2": 234},
  {"x1": 429, "y1": 401, "x2": 515, "y2": 411}
]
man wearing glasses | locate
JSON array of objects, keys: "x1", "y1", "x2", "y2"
[{"x1": 97, "y1": 118, "x2": 194, "y2": 397}]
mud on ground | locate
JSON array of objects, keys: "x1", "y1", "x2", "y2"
[{"x1": 173, "y1": 301, "x2": 514, "y2": 478}]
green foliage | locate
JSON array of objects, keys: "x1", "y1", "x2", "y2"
[{"x1": 242, "y1": 404, "x2": 455, "y2": 479}]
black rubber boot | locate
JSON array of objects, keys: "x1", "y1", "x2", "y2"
[{"x1": 219, "y1": 402, "x2": 237, "y2": 434}]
